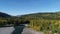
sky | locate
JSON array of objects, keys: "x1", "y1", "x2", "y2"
[{"x1": 0, "y1": 0, "x2": 60, "y2": 16}]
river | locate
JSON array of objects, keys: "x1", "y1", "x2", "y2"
[{"x1": 0, "y1": 26, "x2": 25, "y2": 34}]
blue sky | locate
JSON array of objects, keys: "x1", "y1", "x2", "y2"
[{"x1": 0, "y1": 0, "x2": 60, "y2": 16}]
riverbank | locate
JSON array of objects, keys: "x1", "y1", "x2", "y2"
[
  {"x1": 22, "y1": 28, "x2": 44, "y2": 34},
  {"x1": 0, "y1": 26, "x2": 53, "y2": 34},
  {"x1": 0, "y1": 26, "x2": 25, "y2": 34}
]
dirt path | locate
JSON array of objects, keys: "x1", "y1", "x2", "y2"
[{"x1": 22, "y1": 28, "x2": 44, "y2": 34}]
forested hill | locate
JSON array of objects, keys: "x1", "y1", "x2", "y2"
[
  {"x1": 20, "y1": 12, "x2": 60, "y2": 20},
  {"x1": 0, "y1": 12, "x2": 60, "y2": 19},
  {"x1": 0, "y1": 12, "x2": 11, "y2": 18}
]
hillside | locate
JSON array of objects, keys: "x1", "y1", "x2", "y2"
[
  {"x1": 0, "y1": 12, "x2": 11, "y2": 18},
  {"x1": 19, "y1": 12, "x2": 60, "y2": 33},
  {"x1": 20, "y1": 12, "x2": 60, "y2": 20}
]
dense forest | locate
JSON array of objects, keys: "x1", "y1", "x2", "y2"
[{"x1": 0, "y1": 12, "x2": 60, "y2": 34}]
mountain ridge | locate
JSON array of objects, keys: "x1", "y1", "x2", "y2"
[{"x1": 0, "y1": 12, "x2": 11, "y2": 18}]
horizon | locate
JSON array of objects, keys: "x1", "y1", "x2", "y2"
[
  {"x1": 0, "y1": 0, "x2": 60, "y2": 16},
  {"x1": 0, "y1": 11, "x2": 60, "y2": 16}
]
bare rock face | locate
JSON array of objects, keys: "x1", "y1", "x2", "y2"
[{"x1": 22, "y1": 28, "x2": 44, "y2": 34}]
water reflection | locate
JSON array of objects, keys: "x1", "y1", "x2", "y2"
[{"x1": 12, "y1": 26, "x2": 25, "y2": 34}]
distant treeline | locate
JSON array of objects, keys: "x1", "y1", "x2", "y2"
[{"x1": 0, "y1": 17, "x2": 30, "y2": 26}]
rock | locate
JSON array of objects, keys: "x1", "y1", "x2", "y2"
[{"x1": 22, "y1": 28, "x2": 44, "y2": 34}]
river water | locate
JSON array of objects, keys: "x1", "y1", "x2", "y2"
[{"x1": 0, "y1": 26, "x2": 25, "y2": 34}]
